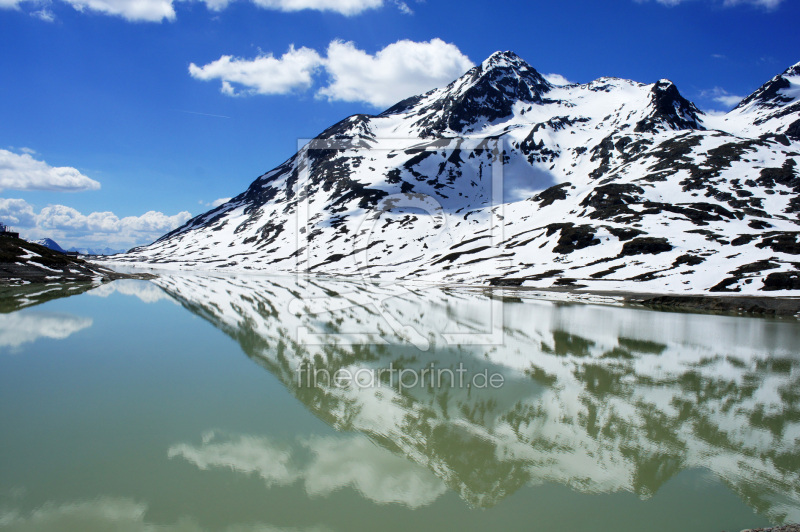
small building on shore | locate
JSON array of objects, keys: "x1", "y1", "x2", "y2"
[{"x1": 0, "y1": 224, "x2": 20, "y2": 239}]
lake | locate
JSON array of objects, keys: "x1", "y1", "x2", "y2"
[{"x1": 1, "y1": 274, "x2": 798, "y2": 531}]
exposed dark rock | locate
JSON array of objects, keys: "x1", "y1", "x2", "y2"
[
  {"x1": 431, "y1": 246, "x2": 492, "y2": 265},
  {"x1": 756, "y1": 232, "x2": 800, "y2": 254},
  {"x1": 762, "y1": 271, "x2": 800, "y2": 291},
  {"x1": 546, "y1": 223, "x2": 601, "y2": 254},
  {"x1": 620, "y1": 237, "x2": 672, "y2": 256},
  {"x1": 553, "y1": 278, "x2": 587, "y2": 288},
  {"x1": 786, "y1": 118, "x2": 800, "y2": 140},
  {"x1": 633, "y1": 295, "x2": 800, "y2": 316},
  {"x1": 531, "y1": 182, "x2": 572, "y2": 207},
  {"x1": 606, "y1": 227, "x2": 646, "y2": 241},
  {"x1": 488, "y1": 269, "x2": 565, "y2": 286},
  {"x1": 634, "y1": 80, "x2": 704, "y2": 133},
  {"x1": 580, "y1": 183, "x2": 645, "y2": 220},
  {"x1": 732, "y1": 260, "x2": 781, "y2": 275},
  {"x1": 731, "y1": 234, "x2": 759, "y2": 246},
  {"x1": 749, "y1": 219, "x2": 773, "y2": 230},
  {"x1": 590, "y1": 264, "x2": 626, "y2": 278},
  {"x1": 673, "y1": 254, "x2": 705, "y2": 267}
]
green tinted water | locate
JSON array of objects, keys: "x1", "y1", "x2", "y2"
[{"x1": 1, "y1": 275, "x2": 798, "y2": 531}]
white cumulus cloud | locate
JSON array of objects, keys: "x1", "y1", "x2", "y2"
[
  {"x1": 0, "y1": 149, "x2": 100, "y2": 193},
  {"x1": 1, "y1": 0, "x2": 385, "y2": 21},
  {"x1": 318, "y1": 39, "x2": 474, "y2": 107},
  {"x1": 0, "y1": 198, "x2": 37, "y2": 227},
  {"x1": 189, "y1": 45, "x2": 323, "y2": 96},
  {"x1": 0, "y1": 198, "x2": 192, "y2": 248},
  {"x1": 189, "y1": 39, "x2": 473, "y2": 107}
]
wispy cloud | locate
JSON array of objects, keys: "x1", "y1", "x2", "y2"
[
  {"x1": 199, "y1": 197, "x2": 232, "y2": 207},
  {"x1": 0, "y1": 149, "x2": 100, "y2": 193},
  {"x1": 393, "y1": 0, "x2": 411, "y2": 14},
  {"x1": 637, "y1": 0, "x2": 783, "y2": 9},
  {"x1": 542, "y1": 72, "x2": 573, "y2": 86},
  {"x1": 176, "y1": 109, "x2": 230, "y2": 119},
  {"x1": 700, "y1": 87, "x2": 745, "y2": 108},
  {"x1": 30, "y1": 7, "x2": 55, "y2": 20}
]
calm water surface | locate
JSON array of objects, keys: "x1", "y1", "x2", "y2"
[{"x1": 1, "y1": 275, "x2": 799, "y2": 531}]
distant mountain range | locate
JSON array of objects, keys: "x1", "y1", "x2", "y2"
[
  {"x1": 32, "y1": 238, "x2": 124, "y2": 256},
  {"x1": 114, "y1": 51, "x2": 800, "y2": 294}
]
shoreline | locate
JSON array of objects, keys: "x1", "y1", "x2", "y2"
[
  {"x1": 483, "y1": 285, "x2": 800, "y2": 317},
  {"x1": 738, "y1": 526, "x2": 800, "y2": 532},
  {"x1": 91, "y1": 260, "x2": 800, "y2": 318},
  {"x1": 0, "y1": 237, "x2": 156, "y2": 286},
  {"x1": 91, "y1": 261, "x2": 800, "y2": 318}
]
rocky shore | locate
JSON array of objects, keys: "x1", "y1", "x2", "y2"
[
  {"x1": 629, "y1": 294, "x2": 800, "y2": 317},
  {"x1": 738, "y1": 525, "x2": 800, "y2": 532},
  {"x1": 0, "y1": 236, "x2": 154, "y2": 285}
]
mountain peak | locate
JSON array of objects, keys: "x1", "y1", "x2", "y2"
[
  {"x1": 784, "y1": 60, "x2": 800, "y2": 77},
  {"x1": 470, "y1": 50, "x2": 549, "y2": 88},
  {"x1": 32, "y1": 238, "x2": 66, "y2": 253},
  {"x1": 408, "y1": 51, "x2": 551, "y2": 135},
  {"x1": 735, "y1": 60, "x2": 800, "y2": 111},
  {"x1": 481, "y1": 50, "x2": 530, "y2": 70},
  {"x1": 634, "y1": 78, "x2": 703, "y2": 133}
]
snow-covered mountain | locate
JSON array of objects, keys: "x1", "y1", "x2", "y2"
[
  {"x1": 29, "y1": 238, "x2": 123, "y2": 256},
  {"x1": 32, "y1": 238, "x2": 66, "y2": 253},
  {"x1": 115, "y1": 52, "x2": 800, "y2": 294}
]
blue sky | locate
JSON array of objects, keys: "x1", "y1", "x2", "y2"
[{"x1": 1, "y1": 0, "x2": 798, "y2": 249}]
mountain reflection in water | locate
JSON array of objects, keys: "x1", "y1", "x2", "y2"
[{"x1": 153, "y1": 274, "x2": 800, "y2": 523}]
